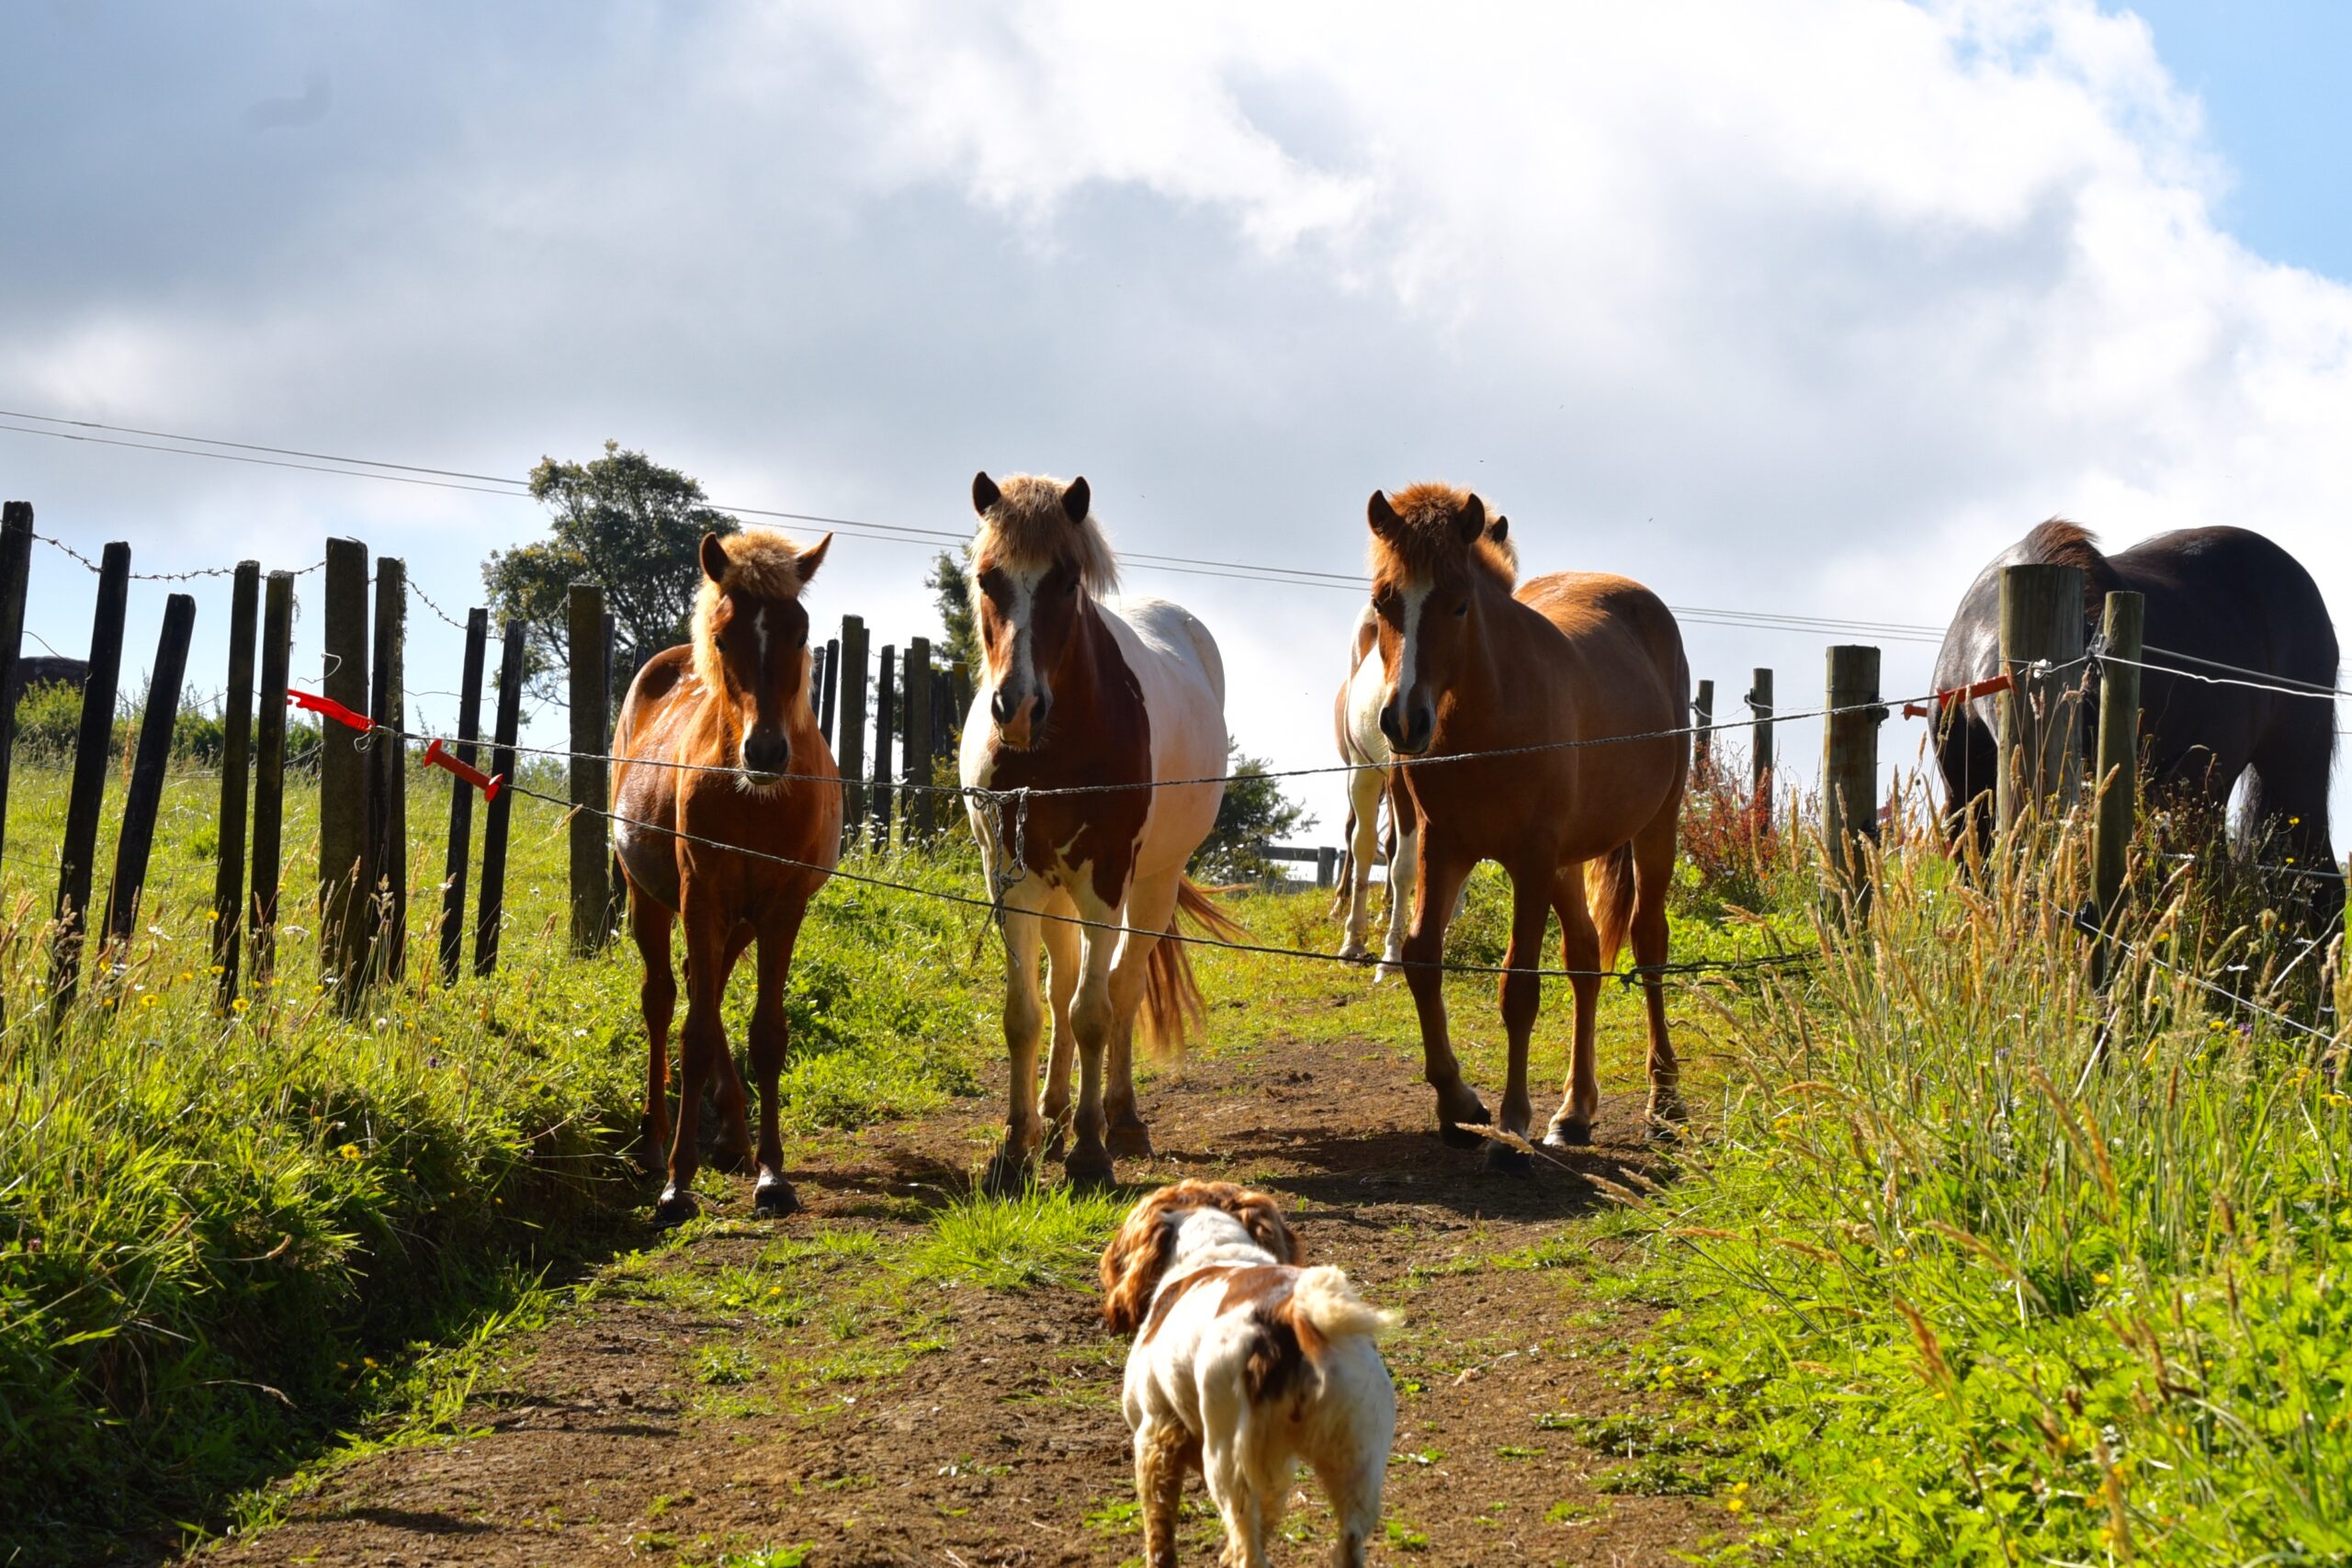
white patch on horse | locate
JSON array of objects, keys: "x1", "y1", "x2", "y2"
[{"x1": 1392, "y1": 580, "x2": 1433, "y2": 705}]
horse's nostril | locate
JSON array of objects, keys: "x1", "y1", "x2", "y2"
[
  {"x1": 744, "y1": 735, "x2": 788, "y2": 775},
  {"x1": 990, "y1": 688, "x2": 1015, "y2": 724}
]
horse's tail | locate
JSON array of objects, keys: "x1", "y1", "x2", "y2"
[
  {"x1": 1139, "y1": 878, "x2": 1250, "y2": 1058},
  {"x1": 1585, "y1": 842, "x2": 1637, "y2": 972}
]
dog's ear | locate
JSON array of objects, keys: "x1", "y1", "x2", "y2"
[
  {"x1": 1100, "y1": 1198, "x2": 1182, "y2": 1334},
  {"x1": 1225, "y1": 1184, "x2": 1302, "y2": 1266}
]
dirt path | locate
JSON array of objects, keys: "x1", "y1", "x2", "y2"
[{"x1": 208, "y1": 1035, "x2": 1736, "y2": 1568}]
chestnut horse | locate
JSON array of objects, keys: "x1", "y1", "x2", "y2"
[
  {"x1": 1334, "y1": 513, "x2": 1512, "y2": 974},
  {"x1": 959, "y1": 471, "x2": 1241, "y2": 1193},
  {"x1": 1366, "y1": 485, "x2": 1689, "y2": 1169},
  {"x1": 612, "y1": 529, "x2": 842, "y2": 1225}
]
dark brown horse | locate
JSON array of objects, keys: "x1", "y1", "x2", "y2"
[
  {"x1": 1933, "y1": 520, "x2": 2342, "y2": 931},
  {"x1": 612, "y1": 528, "x2": 842, "y2": 1225},
  {"x1": 1366, "y1": 484, "x2": 1690, "y2": 1169}
]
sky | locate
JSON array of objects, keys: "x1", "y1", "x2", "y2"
[{"x1": 3, "y1": 0, "x2": 2348, "y2": 853}]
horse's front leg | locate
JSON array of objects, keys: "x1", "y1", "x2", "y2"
[
  {"x1": 660, "y1": 899, "x2": 733, "y2": 1227},
  {"x1": 1039, "y1": 892, "x2": 1081, "y2": 1160},
  {"x1": 981, "y1": 882, "x2": 1051, "y2": 1198},
  {"x1": 1402, "y1": 840, "x2": 1488, "y2": 1145},
  {"x1": 1547, "y1": 865, "x2": 1605, "y2": 1146},
  {"x1": 1103, "y1": 867, "x2": 1182, "y2": 1161},
  {"x1": 707, "y1": 924, "x2": 758, "y2": 1175},
  {"x1": 1062, "y1": 881, "x2": 1125, "y2": 1189},
  {"x1": 627, "y1": 884, "x2": 677, "y2": 1175},
  {"x1": 1487, "y1": 863, "x2": 1555, "y2": 1177},
  {"x1": 747, "y1": 904, "x2": 808, "y2": 1217}
]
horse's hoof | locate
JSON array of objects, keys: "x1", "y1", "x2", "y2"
[
  {"x1": 1436, "y1": 1091, "x2": 1492, "y2": 1148},
  {"x1": 753, "y1": 1175, "x2": 799, "y2": 1218},
  {"x1": 652, "y1": 1187, "x2": 699, "y2": 1228},
  {"x1": 1483, "y1": 1141, "x2": 1534, "y2": 1178},
  {"x1": 981, "y1": 1150, "x2": 1035, "y2": 1200},
  {"x1": 1439, "y1": 1119, "x2": 1488, "y2": 1150},
  {"x1": 637, "y1": 1131, "x2": 669, "y2": 1177},
  {"x1": 1374, "y1": 961, "x2": 1404, "y2": 982},
  {"x1": 1545, "y1": 1118, "x2": 1593, "y2": 1149},
  {"x1": 1338, "y1": 940, "x2": 1368, "y2": 961},
  {"x1": 1105, "y1": 1119, "x2": 1154, "y2": 1160},
  {"x1": 1644, "y1": 1116, "x2": 1688, "y2": 1146},
  {"x1": 1064, "y1": 1148, "x2": 1117, "y2": 1191},
  {"x1": 710, "y1": 1143, "x2": 753, "y2": 1176}
]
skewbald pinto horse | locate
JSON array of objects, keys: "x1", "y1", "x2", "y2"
[
  {"x1": 1333, "y1": 513, "x2": 1513, "y2": 975},
  {"x1": 1366, "y1": 485, "x2": 1690, "y2": 1168},
  {"x1": 960, "y1": 471, "x2": 1243, "y2": 1194},
  {"x1": 612, "y1": 528, "x2": 843, "y2": 1226}
]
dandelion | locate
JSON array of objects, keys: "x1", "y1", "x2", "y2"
[
  {"x1": 141, "y1": 994, "x2": 161, "y2": 1009},
  {"x1": 207, "y1": 909, "x2": 220, "y2": 921},
  {"x1": 1726, "y1": 1498, "x2": 1745, "y2": 1514},
  {"x1": 362, "y1": 1357, "x2": 378, "y2": 1370},
  {"x1": 2094, "y1": 1271, "x2": 2112, "y2": 1286},
  {"x1": 208, "y1": 964, "x2": 224, "y2": 976},
  {"x1": 231, "y1": 998, "x2": 248, "y2": 1013},
  {"x1": 339, "y1": 1144, "x2": 361, "y2": 1162},
  {"x1": 1893, "y1": 1247, "x2": 1908, "y2": 1261}
]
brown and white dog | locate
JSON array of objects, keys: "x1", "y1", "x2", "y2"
[{"x1": 1100, "y1": 1181, "x2": 1396, "y2": 1567}]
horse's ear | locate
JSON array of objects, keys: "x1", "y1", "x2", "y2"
[
  {"x1": 795, "y1": 532, "x2": 832, "y2": 586},
  {"x1": 972, "y1": 471, "x2": 1000, "y2": 514},
  {"x1": 699, "y1": 533, "x2": 730, "y2": 585},
  {"x1": 1367, "y1": 490, "x2": 1399, "y2": 538},
  {"x1": 1487, "y1": 513, "x2": 1509, "y2": 546},
  {"x1": 1063, "y1": 476, "x2": 1091, "y2": 525},
  {"x1": 1456, "y1": 493, "x2": 1487, "y2": 545}
]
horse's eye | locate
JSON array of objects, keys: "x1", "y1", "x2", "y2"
[{"x1": 1453, "y1": 602, "x2": 1469, "y2": 618}]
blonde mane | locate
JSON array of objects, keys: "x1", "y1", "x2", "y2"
[
  {"x1": 693, "y1": 528, "x2": 814, "y2": 694},
  {"x1": 1367, "y1": 483, "x2": 1516, "y2": 588},
  {"x1": 973, "y1": 473, "x2": 1120, "y2": 595}
]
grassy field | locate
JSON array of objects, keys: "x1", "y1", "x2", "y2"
[{"x1": 5, "y1": 755, "x2": 2347, "y2": 1564}]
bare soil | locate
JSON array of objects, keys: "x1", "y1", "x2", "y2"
[{"x1": 204, "y1": 1035, "x2": 1736, "y2": 1568}]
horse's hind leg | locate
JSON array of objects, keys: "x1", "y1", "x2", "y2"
[
  {"x1": 1545, "y1": 866, "x2": 1604, "y2": 1146},
  {"x1": 747, "y1": 905, "x2": 807, "y2": 1218},
  {"x1": 1039, "y1": 894, "x2": 1081, "y2": 1159},
  {"x1": 1103, "y1": 867, "x2": 1182, "y2": 1161},
  {"x1": 1340, "y1": 766, "x2": 1383, "y2": 960},
  {"x1": 1631, "y1": 802, "x2": 1684, "y2": 1132},
  {"x1": 661, "y1": 901, "x2": 732, "y2": 1226},
  {"x1": 629, "y1": 886, "x2": 677, "y2": 1175},
  {"x1": 1485, "y1": 862, "x2": 1555, "y2": 1177},
  {"x1": 982, "y1": 881, "x2": 1051, "y2": 1198},
  {"x1": 1061, "y1": 881, "x2": 1125, "y2": 1188},
  {"x1": 707, "y1": 924, "x2": 757, "y2": 1174},
  {"x1": 1381, "y1": 782, "x2": 1419, "y2": 979},
  {"x1": 2246, "y1": 721, "x2": 2346, "y2": 941}
]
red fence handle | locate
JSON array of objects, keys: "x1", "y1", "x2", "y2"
[
  {"x1": 1902, "y1": 671, "x2": 2014, "y2": 721},
  {"x1": 422, "y1": 738, "x2": 504, "y2": 803},
  {"x1": 287, "y1": 688, "x2": 376, "y2": 733}
]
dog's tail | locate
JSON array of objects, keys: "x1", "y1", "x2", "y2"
[
  {"x1": 1289, "y1": 1265, "x2": 1397, "y2": 1351},
  {"x1": 1138, "y1": 878, "x2": 1250, "y2": 1059}
]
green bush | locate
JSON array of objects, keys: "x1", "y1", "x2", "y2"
[{"x1": 10, "y1": 681, "x2": 88, "y2": 757}]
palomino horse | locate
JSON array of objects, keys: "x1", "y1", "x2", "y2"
[
  {"x1": 1933, "y1": 520, "x2": 2343, "y2": 934},
  {"x1": 959, "y1": 471, "x2": 1240, "y2": 1193},
  {"x1": 1333, "y1": 513, "x2": 1512, "y2": 974},
  {"x1": 612, "y1": 529, "x2": 842, "y2": 1225},
  {"x1": 1366, "y1": 485, "x2": 1689, "y2": 1170}
]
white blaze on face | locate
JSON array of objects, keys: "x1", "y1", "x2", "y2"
[
  {"x1": 994, "y1": 564, "x2": 1046, "y2": 711},
  {"x1": 1388, "y1": 579, "x2": 1433, "y2": 711}
]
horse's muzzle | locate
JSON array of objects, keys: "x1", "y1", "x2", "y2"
[
  {"x1": 991, "y1": 689, "x2": 1046, "y2": 750},
  {"x1": 741, "y1": 731, "x2": 789, "y2": 780},
  {"x1": 1381, "y1": 699, "x2": 1434, "y2": 757}
]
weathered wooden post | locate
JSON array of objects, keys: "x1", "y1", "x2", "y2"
[
  {"x1": 2090, "y1": 591, "x2": 2144, "y2": 960},
  {"x1": 951, "y1": 660, "x2": 971, "y2": 728},
  {"x1": 1317, "y1": 845, "x2": 1339, "y2": 890},
  {"x1": 1747, "y1": 667, "x2": 1774, "y2": 829},
  {"x1": 319, "y1": 537, "x2": 372, "y2": 1004},
  {"x1": 568, "y1": 583, "x2": 611, "y2": 954},
  {"x1": 250, "y1": 570, "x2": 295, "y2": 987},
  {"x1": 820, "y1": 635, "x2": 840, "y2": 747},
  {"x1": 1692, "y1": 677, "x2": 1713, "y2": 780},
  {"x1": 210, "y1": 562, "x2": 259, "y2": 1006},
  {"x1": 438, "y1": 607, "x2": 489, "y2": 986},
  {"x1": 1996, "y1": 564, "x2": 2086, "y2": 829},
  {"x1": 474, "y1": 620, "x2": 525, "y2": 976},
  {"x1": 903, "y1": 637, "x2": 933, "y2": 841},
  {"x1": 50, "y1": 541, "x2": 130, "y2": 1022},
  {"x1": 838, "y1": 615, "x2": 868, "y2": 839},
  {"x1": 873, "y1": 643, "x2": 898, "y2": 844},
  {"x1": 1822, "y1": 645, "x2": 1883, "y2": 901},
  {"x1": 367, "y1": 558, "x2": 409, "y2": 982},
  {"x1": 0, "y1": 502, "x2": 33, "y2": 866},
  {"x1": 101, "y1": 592, "x2": 198, "y2": 953}
]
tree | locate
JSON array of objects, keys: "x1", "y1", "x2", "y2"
[
  {"x1": 1191, "y1": 742, "x2": 1314, "y2": 884},
  {"x1": 481, "y1": 441, "x2": 739, "y2": 695},
  {"x1": 926, "y1": 548, "x2": 981, "y2": 673}
]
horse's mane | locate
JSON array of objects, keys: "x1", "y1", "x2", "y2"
[
  {"x1": 973, "y1": 474, "x2": 1119, "y2": 596},
  {"x1": 2018, "y1": 516, "x2": 2122, "y2": 610},
  {"x1": 692, "y1": 528, "x2": 814, "y2": 694},
  {"x1": 1367, "y1": 483, "x2": 1516, "y2": 588}
]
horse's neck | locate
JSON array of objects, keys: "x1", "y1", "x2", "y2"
[{"x1": 1447, "y1": 578, "x2": 1519, "y2": 746}]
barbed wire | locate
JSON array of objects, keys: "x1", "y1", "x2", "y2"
[
  {"x1": 30, "y1": 531, "x2": 324, "y2": 582},
  {"x1": 404, "y1": 577, "x2": 477, "y2": 635},
  {"x1": 2108, "y1": 648, "x2": 2352, "y2": 704}
]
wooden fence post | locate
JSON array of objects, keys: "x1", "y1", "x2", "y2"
[
  {"x1": 2090, "y1": 590, "x2": 2144, "y2": 962},
  {"x1": 1317, "y1": 845, "x2": 1339, "y2": 889},
  {"x1": 904, "y1": 637, "x2": 933, "y2": 841},
  {"x1": 368, "y1": 558, "x2": 408, "y2": 983},
  {"x1": 101, "y1": 592, "x2": 198, "y2": 953},
  {"x1": 439, "y1": 608, "x2": 489, "y2": 986},
  {"x1": 1996, "y1": 564, "x2": 2086, "y2": 829},
  {"x1": 568, "y1": 583, "x2": 610, "y2": 954},
  {"x1": 951, "y1": 660, "x2": 970, "y2": 728},
  {"x1": 49, "y1": 540, "x2": 130, "y2": 1022},
  {"x1": 838, "y1": 615, "x2": 868, "y2": 838},
  {"x1": 873, "y1": 643, "x2": 897, "y2": 845},
  {"x1": 0, "y1": 502, "x2": 33, "y2": 867},
  {"x1": 474, "y1": 620, "x2": 525, "y2": 976},
  {"x1": 1747, "y1": 667, "x2": 1774, "y2": 829},
  {"x1": 1692, "y1": 677, "x2": 1713, "y2": 780},
  {"x1": 820, "y1": 635, "x2": 841, "y2": 747},
  {"x1": 319, "y1": 537, "x2": 371, "y2": 1004},
  {"x1": 211, "y1": 562, "x2": 259, "y2": 1007},
  {"x1": 250, "y1": 570, "x2": 294, "y2": 986},
  {"x1": 1822, "y1": 645, "x2": 1883, "y2": 900}
]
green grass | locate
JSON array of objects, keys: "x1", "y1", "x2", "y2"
[
  {"x1": 0, "y1": 761, "x2": 997, "y2": 1561},
  {"x1": 909, "y1": 1185, "x2": 1130, "y2": 1291}
]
